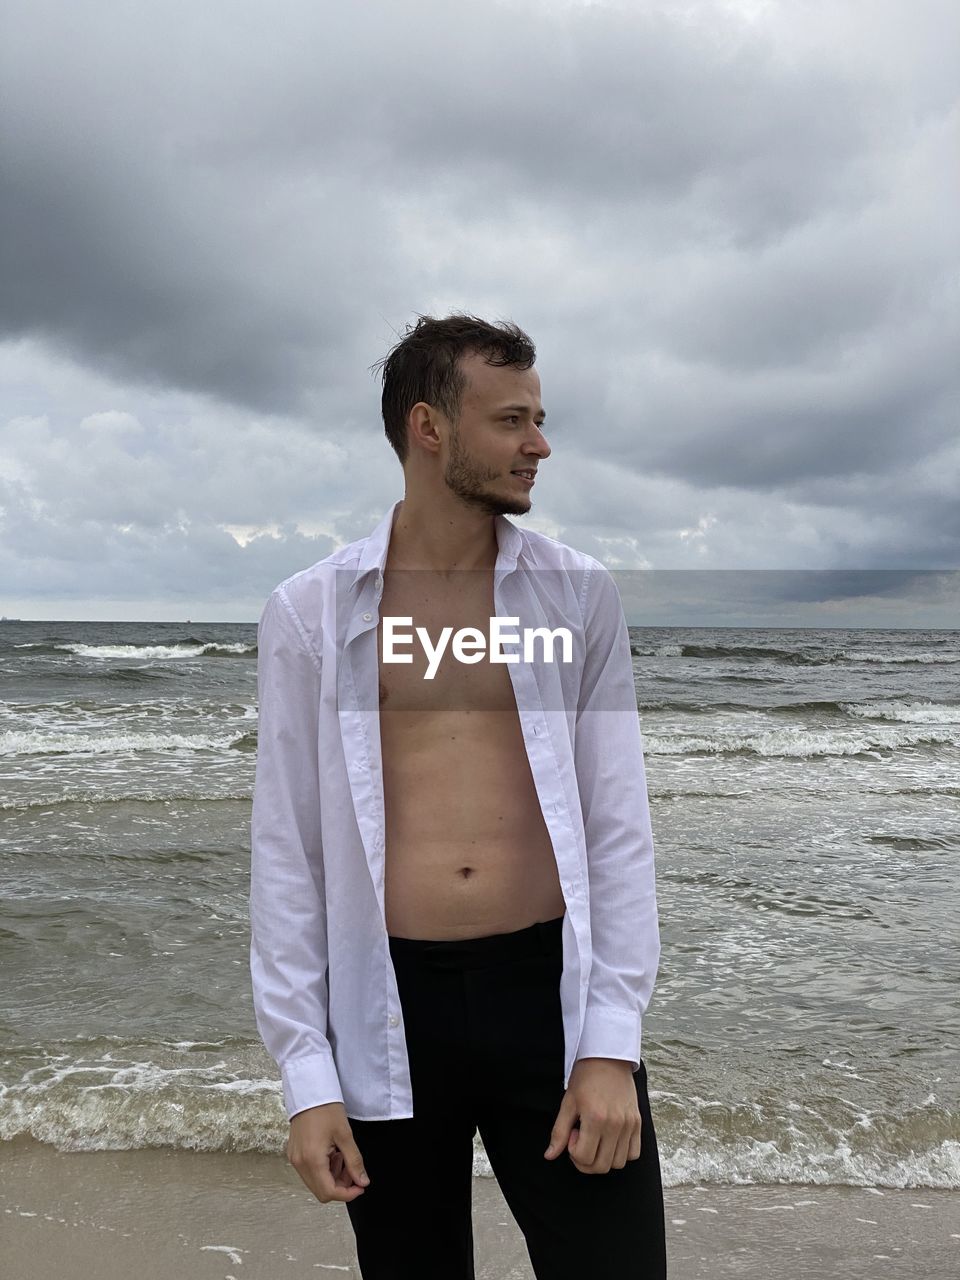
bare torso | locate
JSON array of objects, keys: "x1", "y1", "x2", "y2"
[{"x1": 378, "y1": 566, "x2": 566, "y2": 940}]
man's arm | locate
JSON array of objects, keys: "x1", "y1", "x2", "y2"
[
  {"x1": 572, "y1": 561, "x2": 661, "y2": 1068},
  {"x1": 249, "y1": 586, "x2": 345, "y2": 1119}
]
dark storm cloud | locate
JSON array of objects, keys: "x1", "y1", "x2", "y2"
[
  {"x1": 742, "y1": 570, "x2": 951, "y2": 606},
  {"x1": 2, "y1": 0, "x2": 953, "y2": 418},
  {"x1": 0, "y1": 0, "x2": 957, "y2": 614}
]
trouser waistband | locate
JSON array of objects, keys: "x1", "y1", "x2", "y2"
[{"x1": 388, "y1": 913, "x2": 564, "y2": 969}]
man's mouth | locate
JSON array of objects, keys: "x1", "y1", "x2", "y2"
[{"x1": 512, "y1": 470, "x2": 536, "y2": 486}]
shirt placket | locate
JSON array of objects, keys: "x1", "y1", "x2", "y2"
[
  {"x1": 338, "y1": 573, "x2": 388, "y2": 917},
  {"x1": 495, "y1": 576, "x2": 590, "y2": 1073},
  {"x1": 339, "y1": 572, "x2": 414, "y2": 1109},
  {"x1": 494, "y1": 574, "x2": 586, "y2": 913}
]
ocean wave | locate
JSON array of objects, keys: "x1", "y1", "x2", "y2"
[
  {"x1": 2, "y1": 1047, "x2": 955, "y2": 1188},
  {"x1": 836, "y1": 650, "x2": 960, "y2": 665},
  {"x1": 641, "y1": 725, "x2": 960, "y2": 758},
  {"x1": 872, "y1": 786, "x2": 960, "y2": 799},
  {"x1": 755, "y1": 699, "x2": 960, "y2": 723},
  {"x1": 13, "y1": 641, "x2": 256, "y2": 660},
  {"x1": 656, "y1": 1137, "x2": 960, "y2": 1191},
  {"x1": 649, "y1": 784, "x2": 960, "y2": 802},
  {"x1": 0, "y1": 790, "x2": 254, "y2": 812},
  {"x1": 0, "y1": 1047, "x2": 283, "y2": 1155},
  {"x1": 0, "y1": 729, "x2": 248, "y2": 757},
  {"x1": 67, "y1": 642, "x2": 255, "y2": 660},
  {"x1": 638, "y1": 699, "x2": 959, "y2": 722},
  {"x1": 629, "y1": 642, "x2": 960, "y2": 666},
  {"x1": 866, "y1": 833, "x2": 960, "y2": 852},
  {"x1": 651, "y1": 1087, "x2": 960, "y2": 1190},
  {"x1": 632, "y1": 643, "x2": 812, "y2": 663},
  {"x1": 839, "y1": 699, "x2": 960, "y2": 724}
]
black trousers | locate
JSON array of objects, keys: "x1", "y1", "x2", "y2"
[{"x1": 344, "y1": 914, "x2": 667, "y2": 1279}]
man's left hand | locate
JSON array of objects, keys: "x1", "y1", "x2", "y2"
[{"x1": 543, "y1": 1057, "x2": 641, "y2": 1174}]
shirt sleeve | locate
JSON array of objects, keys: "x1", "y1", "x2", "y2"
[
  {"x1": 573, "y1": 561, "x2": 661, "y2": 1070},
  {"x1": 249, "y1": 585, "x2": 345, "y2": 1120}
]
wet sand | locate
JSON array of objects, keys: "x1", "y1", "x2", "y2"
[{"x1": 1, "y1": 1137, "x2": 956, "y2": 1279}]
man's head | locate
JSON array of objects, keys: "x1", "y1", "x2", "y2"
[{"x1": 372, "y1": 313, "x2": 550, "y2": 516}]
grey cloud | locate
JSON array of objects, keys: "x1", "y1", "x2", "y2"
[
  {"x1": 3, "y1": 0, "x2": 952, "y2": 413},
  {"x1": 0, "y1": 0, "x2": 957, "y2": 611},
  {"x1": 1, "y1": 398, "x2": 385, "y2": 536},
  {"x1": 0, "y1": 471, "x2": 337, "y2": 606}
]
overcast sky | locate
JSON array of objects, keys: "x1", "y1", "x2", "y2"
[{"x1": 1, "y1": 0, "x2": 957, "y2": 625}]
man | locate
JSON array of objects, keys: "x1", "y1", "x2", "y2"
[{"x1": 249, "y1": 314, "x2": 666, "y2": 1278}]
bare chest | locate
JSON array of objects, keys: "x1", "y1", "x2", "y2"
[{"x1": 376, "y1": 573, "x2": 518, "y2": 712}]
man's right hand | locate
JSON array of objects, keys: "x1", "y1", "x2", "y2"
[{"x1": 287, "y1": 1101, "x2": 370, "y2": 1203}]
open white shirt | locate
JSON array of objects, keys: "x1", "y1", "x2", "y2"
[{"x1": 249, "y1": 499, "x2": 661, "y2": 1121}]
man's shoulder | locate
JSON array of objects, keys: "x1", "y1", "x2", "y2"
[
  {"x1": 515, "y1": 524, "x2": 603, "y2": 576},
  {"x1": 263, "y1": 534, "x2": 366, "y2": 633},
  {"x1": 514, "y1": 527, "x2": 623, "y2": 633},
  {"x1": 275, "y1": 537, "x2": 364, "y2": 592}
]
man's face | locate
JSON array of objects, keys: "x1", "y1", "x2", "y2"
[{"x1": 441, "y1": 351, "x2": 551, "y2": 517}]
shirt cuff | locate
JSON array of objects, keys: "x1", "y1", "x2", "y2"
[
  {"x1": 281, "y1": 1051, "x2": 345, "y2": 1120},
  {"x1": 575, "y1": 1001, "x2": 642, "y2": 1070}
]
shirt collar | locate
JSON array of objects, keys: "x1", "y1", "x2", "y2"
[{"x1": 350, "y1": 498, "x2": 523, "y2": 588}]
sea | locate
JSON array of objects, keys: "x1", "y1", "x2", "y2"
[{"x1": 1, "y1": 619, "x2": 957, "y2": 1190}]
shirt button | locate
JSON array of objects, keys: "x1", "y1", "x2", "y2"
[
  {"x1": 388, "y1": 1015, "x2": 399, "y2": 1027},
  {"x1": 363, "y1": 612, "x2": 372, "y2": 622}
]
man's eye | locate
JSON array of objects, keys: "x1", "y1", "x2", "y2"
[{"x1": 505, "y1": 415, "x2": 547, "y2": 431}]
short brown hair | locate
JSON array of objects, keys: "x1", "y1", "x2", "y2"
[{"x1": 371, "y1": 313, "x2": 536, "y2": 464}]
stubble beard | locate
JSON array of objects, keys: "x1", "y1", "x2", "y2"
[{"x1": 443, "y1": 426, "x2": 531, "y2": 517}]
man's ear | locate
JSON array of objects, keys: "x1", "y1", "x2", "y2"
[{"x1": 406, "y1": 402, "x2": 444, "y2": 455}]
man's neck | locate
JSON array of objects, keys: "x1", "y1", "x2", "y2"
[{"x1": 385, "y1": 496, "x2": 500, "y2": 574}]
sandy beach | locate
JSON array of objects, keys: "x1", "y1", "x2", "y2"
[{"x1": 1, "y1": 1137, "x2": 956, "y2": 1279}]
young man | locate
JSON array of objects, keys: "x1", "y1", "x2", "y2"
[{"x1": 250, "y1": 315, "x2": 666, "y2": 1279}]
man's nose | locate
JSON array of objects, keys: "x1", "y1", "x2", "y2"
[{"x1": 527, "y1": 430, "x2": 551, "y2": 460}]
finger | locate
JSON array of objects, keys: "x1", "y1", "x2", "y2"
[
  {"x1": 330, "y1": 1152, "x2": 354, "y2": 1188},
  {"x1": 628, "y1": 1114, "x2": 642, "y2": 1162},
  {"x1": 544, "y1": 1099, "x2": 577, "y2": 1159},
  {"x1": 306, "y1": 1160, "x2": 367, "y2": 1203},
  {"x1": 292, "y1": 1145, "x2": 363, "y2": 1204},
  {"x1": 610, "y1": 1127, "x2": 631, "y2": 1170},
  {"x1": 579, "y1": 1128, "x2": 618, "y2": 1174},
  {"x1": 340, "y1": 1136, "x2": 371, "y2": 1188},
  {"x1": 569, "y1": 1118, "x2": 600, "y2": 1168}
]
